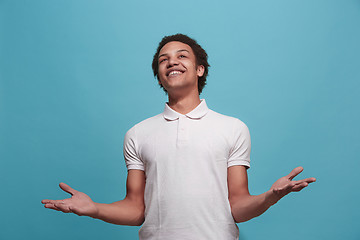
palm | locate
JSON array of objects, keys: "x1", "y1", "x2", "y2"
[
  {"x1": 42, "y1": 183, "x2": 98, "y2": 217},
  {"x1": 272, "y1": 176, "x2": 291, "y2": 190}
]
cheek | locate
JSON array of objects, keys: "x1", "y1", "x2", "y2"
[
  {"x1": 158, "y1": 65, "x2": 166, "y2": 75},
  {"x1": 157, "y1": 73, "x2": 166, "y2": 84}
]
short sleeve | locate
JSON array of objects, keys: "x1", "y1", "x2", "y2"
[
  {"x1": 123, "y1": 126, "x2": 145, "y2": 171},
  {"x1": 228, "y1": 119, "x2": 251, "y2": 168}
]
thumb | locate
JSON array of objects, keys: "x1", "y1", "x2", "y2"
[
  {"x1": 59, "y1": 182, "x2": 78, "y2": 195},
  {"x1": 287, "y1": 166, "x2": 303, "y2": 180}
]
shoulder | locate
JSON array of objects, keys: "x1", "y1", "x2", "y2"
[
  {"x1": 207, "y1": 109, "x2": 249, "y2": 131},
  {"x1": 125, "y1": 113, "x2": 164, "y2": 137}
]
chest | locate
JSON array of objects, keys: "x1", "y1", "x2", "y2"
[{"x1": 137, "y1": 118, "x2": 232, "y2": 168}]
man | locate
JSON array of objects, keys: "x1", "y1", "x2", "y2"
[{"x1": 42, "y1": 34, "x2": 316, "y2": 239}]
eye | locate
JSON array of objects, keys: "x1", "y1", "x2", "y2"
[
  {"x1": 179, "y1": 55, "x2": 186, "y2": 58},
  {"x1": 159, "y1": 58, "x2": 167, "y2": 63}
]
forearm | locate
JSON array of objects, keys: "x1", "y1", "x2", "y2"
[
  {"x1": 230, "y1": 190, "x2": 278, "y2": 223},
  {"x1": 93, "y1": 198, "x2": 145, "y2": 226}
]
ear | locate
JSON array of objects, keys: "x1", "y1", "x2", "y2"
[{"x1": 196, "y1": 65, "x2": 205, "y2": 77}]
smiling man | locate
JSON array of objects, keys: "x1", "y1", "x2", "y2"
[{"x1": 42, "y1": 34, "x2": 316, "y2": 240}]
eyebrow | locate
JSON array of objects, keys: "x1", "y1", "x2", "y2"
[{"x1": 158, "y1": 49, "x2": 190, "y2": 59}]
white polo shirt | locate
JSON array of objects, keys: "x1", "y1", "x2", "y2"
[{"x1": 124, "y1": 100, "x2": 251, "y2": 240}]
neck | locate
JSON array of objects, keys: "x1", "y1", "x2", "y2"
[{"x1": 167, "y1": 89, "x2": 201, "y2": 115}]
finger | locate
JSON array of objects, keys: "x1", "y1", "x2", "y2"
[
  {"x1": 292, "y1": 182, "x2": 308, "y2": 192},
  {"x1": 41, "y1": 199, "x2": 68, "y2": 205},
  {"x1": 54, "y1": 202, "x2": 72, "y2": 213},
  {"x1": 42, "y1": 199, "x2": 58, "y2": 204},
  {"x1": 273, "y1": 182, "x2": 295, "y2": 196},
  {"x1": 286, "y1": 182, "x2": 295, "y2": 193},
  {"x1": 287, "y1": 166, "x2": 304, "y2": 180},
  {"x1": 293, "y1": 177, "x2": 316, "y2": 185},
  {"x1": 44, "y1": 203, "x2": 61, "y2": 211},
  {"x1": 59, "y1": 182, "x2": 78, "y2": 195},
  {"x1": 273, "y1": 182, "x2": 292, "y2": 192}
]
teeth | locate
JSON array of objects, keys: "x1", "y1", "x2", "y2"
[{"x1": 169, "y1": 71, "x2": 182, "y2": 76}]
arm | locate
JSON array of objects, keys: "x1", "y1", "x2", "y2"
[
  {"x1": 41, "y1": 169, "x2": 145, "y2": 226},
  {"x1": 228, "y1": 166, "x2": 316, "y2": 223}
]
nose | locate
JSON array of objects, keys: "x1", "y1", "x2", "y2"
[{"x1": 167, "y1": 56, "x2": 179, "y2": 67}]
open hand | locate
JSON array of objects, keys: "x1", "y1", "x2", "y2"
[
  {"x1": 41, "y1": 183, "x2": 98, "y2": 217},
  {"x1": 270, "y1": 167, "x2": 316, "y2": 203}
]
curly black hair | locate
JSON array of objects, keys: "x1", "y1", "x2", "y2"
[{"x1": 152, "y1": 33, "x2": 210, "y2": 95}]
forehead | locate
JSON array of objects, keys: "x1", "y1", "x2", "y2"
[{"x1": 159, "y1": 41, "x2": 194, "y2": 56}]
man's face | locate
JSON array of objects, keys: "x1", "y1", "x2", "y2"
[{"x1": 157, "y1": 41, "x2": 204, "y2": 95}]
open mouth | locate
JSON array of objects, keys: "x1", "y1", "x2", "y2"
[
  {"x1": 168, "y1": 70, "x2": 183, "y2": 76},
  {"x1": 166, "y1": 68, "x2": 185, "y2": 77}
]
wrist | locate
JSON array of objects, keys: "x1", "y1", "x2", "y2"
[
  {"x1": 265, "y1": 189, "x2": 280, "y2": 206},
  {"x1": 90, "y1": 203, "x2": 101, "y2": 219}
]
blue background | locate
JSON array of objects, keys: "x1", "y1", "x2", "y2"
[{"x1": 1, "y1": 0, "x2": 359, "y2": 239}]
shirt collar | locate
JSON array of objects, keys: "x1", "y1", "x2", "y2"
[{"x1": 163, "y1": 99, "x2": 209, "y2": 121}]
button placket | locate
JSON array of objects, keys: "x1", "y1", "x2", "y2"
[{"x1": 177, "y1": 115, "x2": 188, "y2": 144}]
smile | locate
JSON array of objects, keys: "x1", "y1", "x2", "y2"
[
  {"x1": 169, "y1": 71, "x2": 182, "y2": 76},
  {"x1": 166, "y1": 68, "x2": 185, "y2": 76}
]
